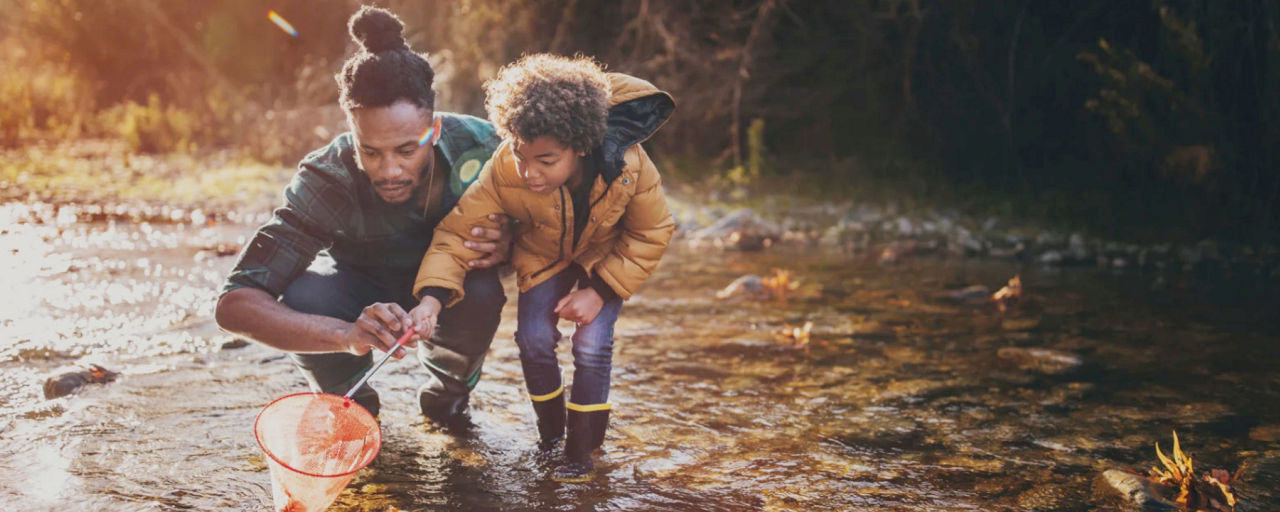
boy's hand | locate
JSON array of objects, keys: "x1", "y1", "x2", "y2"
[
  {"x1": 343, "y1": 302, "x2": 416, "y2": 359},
  {"x1": 555, "y1": 288, "x2": 604, "y2": 325},
  {"x1": 408, "y1": 296, "x2": 443, "y2": 343}
]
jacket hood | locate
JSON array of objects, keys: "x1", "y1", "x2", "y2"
[{"x1": 596, "y1": 73, "x2": 675, "y2": 180}]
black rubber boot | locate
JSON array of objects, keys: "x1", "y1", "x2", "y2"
[
  {"x1": 553, "y1": 407, "x2": 609, "y2": 483},
  {"x1": 531, "y1": 391, "x2": 566, "y2": 450},
  {"x1": 418, "y1": 383, "x2": 474, "y2": 433}
]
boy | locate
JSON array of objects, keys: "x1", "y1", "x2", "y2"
[{"x1": 408, "y1": 54, "x2": 675, "y2": 482}]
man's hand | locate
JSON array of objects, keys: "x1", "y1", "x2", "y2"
[
  {"x1": 555, "y1": 288, "x2": 604, "y2": 325},
  {"x1": 407, "y1": 296, "x2": 443, "y2": 343},
  {"x1": 341, "y1": 302, "x2": 416, "y2": 359},
  {"x1": 463, "y1": 213, "x2": 513, "y2": 269}
]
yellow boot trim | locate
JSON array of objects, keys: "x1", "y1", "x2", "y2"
[
  {"x1": 566, "y1": 401, "x2": 612, "y2": 412},
  {"x1": 552, "y1": 472, "x2": 594, "y2": 484},
  {"x1": 529, "y1": 386, "x2": 564, "y2": 402}
]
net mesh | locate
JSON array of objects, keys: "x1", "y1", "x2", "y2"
[{"x1": 254, "y1": 393, "x2": 381, "y2": 512}]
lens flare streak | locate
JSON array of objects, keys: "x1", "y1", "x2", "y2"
[
  {"x1": 418, "y1": 117, "x2": 442, "y2": 147},
  {"x1": 267, "y1": 10, "x2": 299, "y2": 38}
]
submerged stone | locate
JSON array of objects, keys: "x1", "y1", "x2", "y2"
[
  {"x1": 997, "y1": 347, "x2": 1082, "y2": 375},
  {"x1": 42, "y1": 364, "x2": 118, "y2": 399},
  {"x1": 220, "y1": 338, "x2": 250, "y2": 350},
  {"x1": 1090, "y1": 469, "x2": 1178, "y2": 511}
]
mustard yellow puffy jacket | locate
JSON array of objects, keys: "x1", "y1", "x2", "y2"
[{"x1": 414, "y1": 73, "x2": 677, "y2": 305}]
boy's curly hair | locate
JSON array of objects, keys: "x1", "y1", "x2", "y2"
[{"x1": 483, "y1": 54, "x2": 610, "y2": 153}]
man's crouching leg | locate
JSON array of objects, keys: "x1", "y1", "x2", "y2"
[
  {"x1": 280, "y1": 261, "x2": 386, "y2": 417},
  {"x1": 418, "y1": 266, "x2": 505, "y2": 431}
]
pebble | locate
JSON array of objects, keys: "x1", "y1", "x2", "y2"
[
  {"x1": 1090, "y1": 470, "x2": 1178, "y2": 511},
  {"x1": 42, "y1": 364, "x2": 118, "y2": 399},
  {"x1": 997, "y1": 347, "x2": 1082, "y2": 375}
]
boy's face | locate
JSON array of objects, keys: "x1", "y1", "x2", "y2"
[
  {"x1": 511, "y1": 136, "x2": 582, "y2": 194},
  {"x1": 348, "y1": 100, "x2": 438, "y2": 205}
]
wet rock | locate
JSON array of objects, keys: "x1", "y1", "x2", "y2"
[
  {"x1": 709, "y1": 231, "x2": 767, "y2": 251},
  {"x1": 715, "y1": 274, "x2": 765, "y2": 299},
  {"x1": 1039, "y1": 250, "x2": 1064, "y2": 265},
  {"x1": 220, "y1": 338, "x2": 250, "y2": 350},
  {"x1": 1090, "y1": 470, "x2": 1178, "y2": 511},
  {"x1": 257, "y1": 354, "x2": 288, "y2": 364},
  {"x1": 878, "y1": 240, "x2": 920, "y2": 265},
  {"x1": 1068, "y1": 233, "x2": 1086, "y2": 252},
  {"x1": 1067, "y1": 233, "x2": 1092, "y2": 263},
  {"x1": 988, "y1": 240, "x2": 1026, "y2": 259},
  {"x1": 688, "y1": 208, "x2": 782, "y2": 246},
  {"x1": 936, "y1": 284, "x2": 990, "y2": 302},
  {"x1": 1036, "y1": 231, "x2": 1067, "y2": 247},
  {"x1": 895, "y1": 217, "x2": 915, "y2": 235},
  {"x1": 997, "y1": 347, "x2": 1082, "y2": 375},
  {"x1": 950, "y1": 228, "x2": 984, "y2": 256},
  {"x1": 42, "y1": 364, "x2": 118, "y2": 399}
]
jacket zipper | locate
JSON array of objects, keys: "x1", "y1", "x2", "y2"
[
  {"x1": 557, "y1": 187, "x2": 568, "y2": 260},
  {"x1": 527, "y1": 186, "x2": 570, "y2": 281}
]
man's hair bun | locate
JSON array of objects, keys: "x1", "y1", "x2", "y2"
[{"x1": 349, "y1": 5, "x2": 408, "y2": 53}]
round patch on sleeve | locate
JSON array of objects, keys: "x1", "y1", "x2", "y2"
[{"x1": 458, "y1": 159, "x2": 482, "y2": 184}]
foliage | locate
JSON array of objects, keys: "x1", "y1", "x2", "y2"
[
  {"x1": 0, "y1": 57, "x2": 95, "y2": 147},
  {"x1": 1148, "y1": 431, "x2": 1244, "y2": 512},
  {"x1": 101, "y1": 95, "x2": 197, "y2": 154},
  {"x1": 1, "y1": 0, "x2": 1278, "y2": 239}
]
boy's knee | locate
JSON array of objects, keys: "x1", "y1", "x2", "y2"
[
  {"x1": 571, "y1": 339, "x2": 613, "y2": 367},
  {"x1": 514, "y1": 323, "x2": 561, "y2": 355}
]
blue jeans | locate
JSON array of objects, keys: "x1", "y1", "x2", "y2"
[
  {"x1": 280, "y1": 256, "x2": 505, "y2": 416},
  {"x1": 514, "y1": 267, "x2": 623, "y2": 406}
]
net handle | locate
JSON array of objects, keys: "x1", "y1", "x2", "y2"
[{"x1": 344, "y1": 329, "x2": 416, "y2": 398}]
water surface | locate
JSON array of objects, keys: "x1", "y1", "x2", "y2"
[{"x1": 2, "y1": 204, "x2": 1276, "y2": 511}]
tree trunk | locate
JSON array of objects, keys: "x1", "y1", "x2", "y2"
[{"x1": 731, "y1": 0, "x2": 782, "y2": 170}]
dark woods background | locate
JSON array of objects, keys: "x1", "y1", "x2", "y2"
[{"x1": 3, "y1": 0, "x2": 1277, "y2": 241}]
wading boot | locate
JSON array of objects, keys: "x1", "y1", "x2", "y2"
[
  {"x1": 418, "y1": 384, "x2": 474, "y2": 434},
  {"x1": 530, "y1": 387, "x2": 566, "y2": 451},
  {"x1": 553, "y1": 405, "x2": 610, "y2": 483}
]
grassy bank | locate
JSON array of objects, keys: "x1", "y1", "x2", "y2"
[
  {"x1": 2, "y1": 140, "x2": 1271, "y2": 248},
  {"x1": 0, "y1": 140, "x2": 292, "y2": 217}
]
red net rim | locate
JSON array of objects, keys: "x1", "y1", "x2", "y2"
[{"x1": 253, "y1": 392, "x2": 382, "y2": 479}]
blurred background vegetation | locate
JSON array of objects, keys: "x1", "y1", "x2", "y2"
[{"x1": 0, "y1": 0, "x2": 1276, "y2": 241}]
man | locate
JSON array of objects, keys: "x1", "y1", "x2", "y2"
[{"x1": 215, "y1": 5, "x2": 508, "y2": 428}]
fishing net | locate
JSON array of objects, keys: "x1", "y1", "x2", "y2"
[{"x1": 254, "y1": 392, "x2": 381, "y2": 512}]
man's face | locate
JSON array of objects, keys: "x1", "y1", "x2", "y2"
[
  {"x1": 511, "y1": 136, "x2": 582, "y2": 194},
  {"x1": 348, "y1": 100, "x2": 436, "y2": 204}
]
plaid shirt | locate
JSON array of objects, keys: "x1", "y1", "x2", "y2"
[{"x1": 220, "y1": 113, "x2": 500, "y2": 298}]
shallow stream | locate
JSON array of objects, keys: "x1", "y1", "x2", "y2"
[{"x1": 2, "y1": 203, "x2": 1277, "y2": 511}]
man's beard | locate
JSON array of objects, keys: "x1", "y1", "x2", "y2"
[{"x1": 373, "y1": 179, "x2": 414, "y2": 189}]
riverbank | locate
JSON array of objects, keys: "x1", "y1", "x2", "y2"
[{"x1": 6, "y1": 142, "x2": 1278, "y2": 286}]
